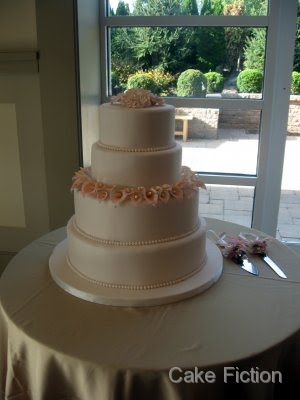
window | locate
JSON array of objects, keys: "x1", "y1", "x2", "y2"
[{"x1": 96, "y1": 0, "x2": 298, "y2": 237}]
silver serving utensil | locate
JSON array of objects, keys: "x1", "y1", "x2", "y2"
[
  {"x1": 237, "y1": 252, "x2": 259, "y2": 276},
  {"x1": 239, "y1": 232, "x2": 287, "y2": 279},
  {"x1": 207, "y1": 230, "x2": 259, "y2": 276},
  {"x1": 260, "y1": 253, "x2": 287, "y2": 279}
]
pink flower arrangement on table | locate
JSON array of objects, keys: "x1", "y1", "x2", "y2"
[
  {"x1": 238, "y1": 234, "x2": 268, "y2": 255},
  {"x1": 212, "y1": 232, "x2": 269, "y2": 263},
  {"x1": 71, "y1": 166, "x2": 206, "y2": 206}
]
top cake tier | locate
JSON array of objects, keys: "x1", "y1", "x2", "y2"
[{"x1": 99, "y1": 103, "x2": 175, "y2": 150}]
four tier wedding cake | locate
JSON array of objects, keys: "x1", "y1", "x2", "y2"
[{"x1": 49, "y1": 89, "x2": 223, "y2": 306}]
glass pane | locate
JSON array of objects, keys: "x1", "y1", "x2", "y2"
[
  {"x1": 109, "y1": 27, "x2": 266, "y2": 99},
  {"x1": 277, "y1": 134, "x2": 300, "y2": 243},
  {"x1": 175, "y1": 107, "x2": 260, "y2": 175},
  {"x1": 199, "y1": 184, "x2": 254, "y2": 227},
  {"x1": 108, "y1": 1, "x2": 268, "y2": 16},
  {"x1": 277, "y1": 7, "x2": 300, "y2": 243}
]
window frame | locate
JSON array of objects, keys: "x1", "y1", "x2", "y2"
[{"x1": 98, "y1": 0, "x2": 298, "y2": 237}]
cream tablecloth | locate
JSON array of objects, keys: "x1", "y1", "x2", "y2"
[{"x1": 0, "y1": 218, "x2": 300, "y2": 399}]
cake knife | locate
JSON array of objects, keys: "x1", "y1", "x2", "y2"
[
  {"x1": 239, "y1": 232, "x2": 287, "y2": 279},
  {"x1": 258, "y1": 253, "x2": 287, "y2": 279}
]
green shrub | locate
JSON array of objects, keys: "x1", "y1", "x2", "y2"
[
  {"x1": 127, "y1": 69, "x2": 175, "y2": 96},
  {"x1": 204, "y1": 71, "x2": 224, "y2": 93},
  {"x1": 127, "y1": 72, "x2": 159, "y2": 94},
  {"x1": 147, "y1": 69, "x2": 175, "y2": 96},
  {"x1": 177, "y1": 69, "x2": 207, "y2": 97},
  {"x1": 291, "y1": 71, "x2": 300, "y2": 94},
  {"x1": 111, "y1": 71, "x2": 122, "y2": 95},
  {"x1": 237, "y1": 69, "x2": 263, "y2": 93},
  {"x1": 112, "y1": 63, "x2": 137, "y2": 92}
]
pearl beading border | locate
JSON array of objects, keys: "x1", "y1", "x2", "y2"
[
  {"x1": 96, "y1": 140, "x2": 175, "y2": 153},
  {"x1": 72, "y1": 217, "x2": 200, "y2": 247},
  {"x1": 66, "y1": 255, "x2": 206, "y2": 291}
]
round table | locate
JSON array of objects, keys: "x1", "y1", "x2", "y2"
[{"x1": 0, "y1": 218, "x2": 300, "y2": 399}]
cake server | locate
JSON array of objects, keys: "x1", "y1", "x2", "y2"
[
  {"x1": 235, "y1": 253, "x2": 259, "y2": 276},
  {"x1": 239, "y1": 232, "x2": 287, "y2": 279},
  {"x1": 207, "y1": 230, "x2": 259, "y2": 276}
]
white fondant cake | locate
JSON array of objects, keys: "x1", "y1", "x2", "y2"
[{"x1": 49, "y1": 89, "x2": 223, "y2": 306}]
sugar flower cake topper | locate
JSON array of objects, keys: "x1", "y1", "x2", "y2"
[{"x1": 111, "y1": 88, "x2": 165, "y2": 108}]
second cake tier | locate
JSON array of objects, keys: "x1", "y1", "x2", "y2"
[
  {"x1": 91, "y1": 141, "x2": 182, "y2": 187},
  {"x1": 74, "y1": 189, "x2": 200, "y2": 242}
]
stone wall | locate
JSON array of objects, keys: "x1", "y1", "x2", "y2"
[
  {"x1": 288, "y1": 96, "x2": 300, "y2": 134},
  {"x1": 219, "y1": 93, "x2": 300, "y2": 134},
  {"x1": 219, "y1": 109, "x2": 260, "y2": 131},
  {"x1": 176, "y1": 94, "x2": 300, "y2": 139},
  {"x1": 176, "y1": 107, "x2": 219, "y2": 139}
]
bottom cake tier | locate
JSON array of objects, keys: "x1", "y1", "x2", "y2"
[
  {"x1": 66, "y1": 216, "x2": 208, "y2": 290},
  {"x1": 49, "y1": 218, "x2": 223, "y2": 306}
]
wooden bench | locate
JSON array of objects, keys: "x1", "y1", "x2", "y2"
[{"x1": 175, "y1": 114, "x2": 193, "y2": 142}]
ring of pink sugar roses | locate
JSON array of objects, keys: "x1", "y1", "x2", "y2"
[{"x1": 71, "y1": 166, "x2": 206, "y2": 206}]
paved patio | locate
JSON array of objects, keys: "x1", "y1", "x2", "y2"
[{"x1": 178, "y1": 129, "x2": 300, "y2": 243}]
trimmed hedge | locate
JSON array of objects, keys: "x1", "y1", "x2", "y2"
[
  {"x1": 237, "y1": 69, "x2": 263, "y2": 93},
  {"x1": 204, "y1": 71, "x2": 224, "y2": 93},
  {"x1": 291, "y1": 71, "x2": 300, "y2": 94},
  {"x1": 127, "y1": 72, "x2": 159, "y2": 94},
  {"x1": 177, "y1": 69, "x2": 207, "y2": 97}
]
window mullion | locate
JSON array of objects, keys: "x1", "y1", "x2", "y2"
[
  {"x1": 165, "y1": 97, "x2": 263, "y2": 110},
  {"x1": 252, "y1": 0, "x2": 298, "y2": 235},
  {"x1": 100, "y1": 1, "x2": 108, "y2": 101},
  {"x1": 198, "y1": 174, "x2": 257, "y2": 187},
  {"x1": 102, "y1": 95, "x2": 263, "y2": 110},
  {"x1": 104, "y1": 15, "x2": 269, "y2": 28}
]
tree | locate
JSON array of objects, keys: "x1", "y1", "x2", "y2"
[
  {"x1": 243, "y1": 29, "x2": 266, "y2": 72},
  {"x1": 240, "y1": 0, "x2": 267, "y2": 16},
  {"x1": 200, "y1": 0, "x2": 213, "y2": 15},
  {"x1": 293, "y1": 3, "x2": 300, "y2": 72},
  {"x1": 212, "y1": 0, "x2": 224, "y2": 15},
  {"x1": 116, "y1": 1, "x2": 130, "y2": 15},
  {"x1": 201, "y1": 0, "x2": 224, "y2": 15},
  {"x1": 133, "y1": 0, "x2": 181, "y2": 16},
  {"x1": 110, "y1": 0, "x2": 265, "y2": 89},
  {"x1": 130, "y1": 0, "x2": 197, "y2": 74},
  {"x1": 131, "y1": 26, "x2": 196, "y2": 74},
  {"x1": 110, "y1": 2, "x2": 135, "y2": 92},
  {"x1": 195, "y1": 27, "x2": 226, "y2": 72},
  {"x1": 197, "y1": 0, "x2": 225, "y2": 72},
  {"x1": 129, "y1": 0, "x2": 227, "y2": 74},
  {"x1": 181, "y1": 0, "x2": 198, "y2": 15},
  {"x1": 223, "y1": 0, "x2": 267, "y2": 15},
  {"x1": 224, "y1": 0, "x2": 248, "y2": 71}
]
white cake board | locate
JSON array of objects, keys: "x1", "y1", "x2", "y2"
[{"x1": 49, "y1": 239, "x2": 223, "y2": 307}]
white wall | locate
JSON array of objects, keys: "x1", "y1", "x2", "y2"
[
  {"x1": 0, "y1": 0, "x2": 37, "y2": 50},
  {"x1": 77, "y1": 0, "x2": 101, "y2": 166},
  {"x1": 0, "y1": 0, "x2": 80, "y2": 258}
]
